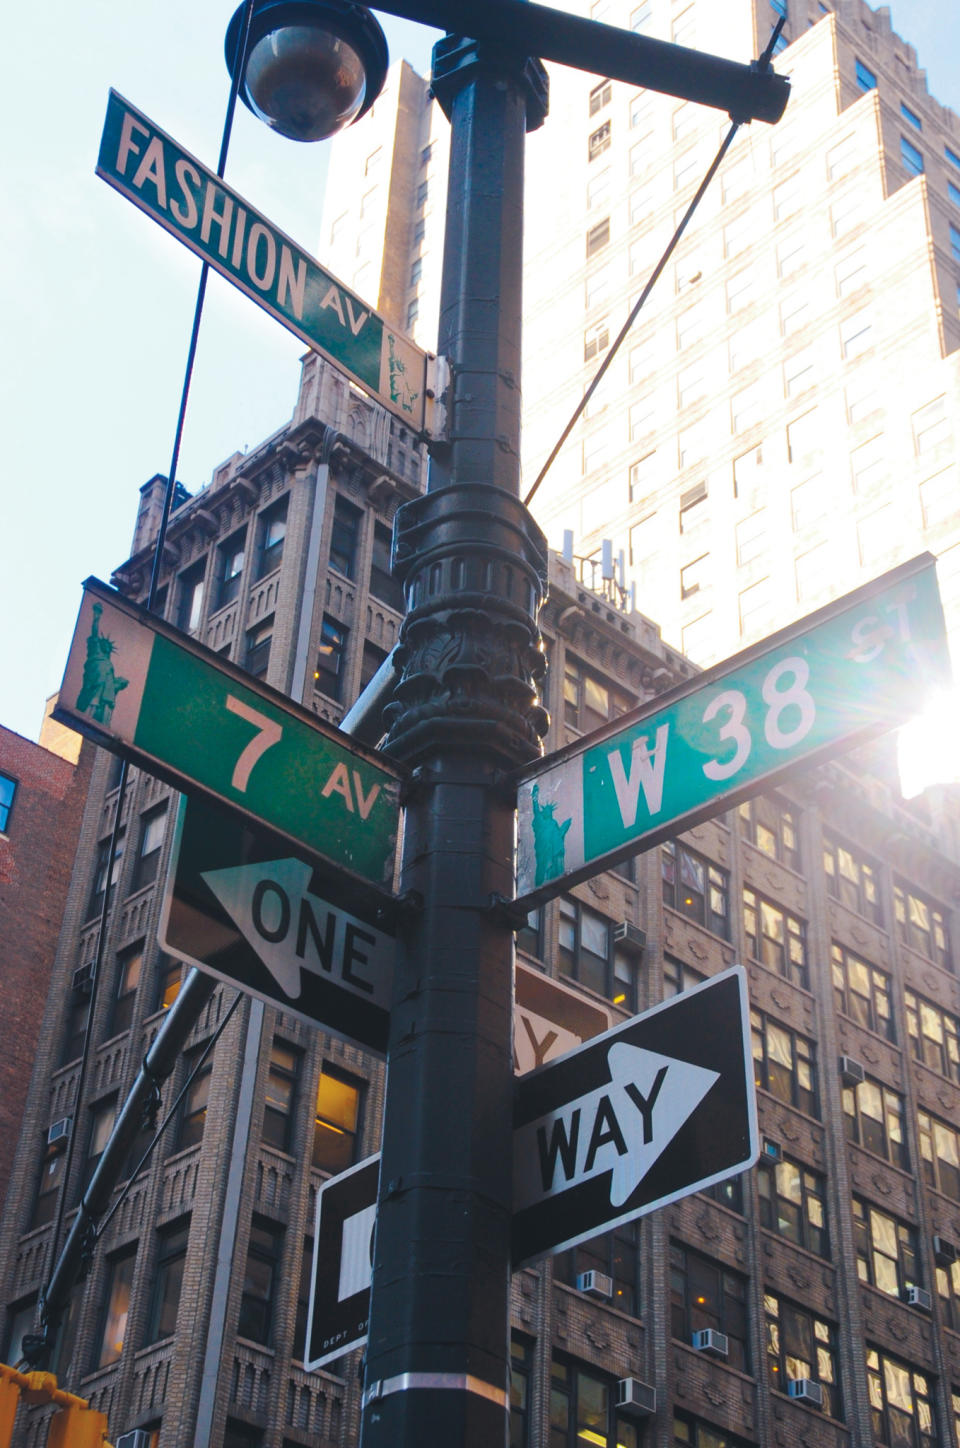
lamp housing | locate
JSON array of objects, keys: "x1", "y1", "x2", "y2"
[{"x1": 226, "y1": 0, "x2": 388, "y2": 142}]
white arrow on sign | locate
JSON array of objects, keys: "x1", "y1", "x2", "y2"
[
  {"x1": 514, "y1": 1042, "x2": 719, "y2": 1213},
  {"x1": 200, "y1": 857, "x2": 394, "y2": 1007}
]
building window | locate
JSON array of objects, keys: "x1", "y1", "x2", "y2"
[
  {"x1": 673, "y1": 1415, "x2": 753, "y2": 1448},
  {"x1": 315, "y1": 616, "x2": 348, "y2": 701},
  {"x1": 84, "y1": 1098, "x2": 117, "y2": 1192},
  {"x1": 360, "y1": 641, "x2": 388, "y2": 695},
  {"x1": 629, "y1": 2, "x2": 651, "y2": 30},
  {"x1": 840, "y1": 309, "x2": 873, "y2": 357},
  {"x1": 679, "y1": 481, "x2": 708, "y2": 531},
  {"x1": 224, "y1": 1423, "x2": 264, "y2": 1448},
  {"x1": 155, "y1": 955, "x2": 184, "y2": 1012},
  {"x1": 670, "y1": 1244, "x2": 750, "y2": 1372},
  {"x1": 835, "y1": 247, "x2": 868, "y2": 295},
  {"x1": 936, "y1": 1259, "x2": 960, "y2": 1331},
  {"x1": 894, "y1": 882, "x2": 951, "y2": 969},
  {"x1": 752, "y1": 1010, "x2": 818, "y2": 1116},
  {"x1": 176, "y1": 560, "x2": 206, "y2": 633},
  {"x1": 905, "y1": 990, "x2": 960, "y2": 1082},
  {"x1": 680, "y1": 553, "x2": 709, "y2": 599},
  {"x1": 145, "y1": 1218, "x2": 190, "y2": 1343},
  {"x1": 558, "y1": 898, "x2": 637, "y2": 1011},
  {"x1": 588, "y1": 121, "x2": 611, "y2": 161},
  {"x1": 110, "y1": 944, "x2": 143, "y2": 1037},
  {"x1": 131, "y1": 805, "x2": 167, "y2": 891},
  {"x1": 764, "y1": 1294, "x2": 841, "y2": 1418},
  {"x1": 369, "y1": 521, "x2": 403, "y2": 610},
  {"x1": 97, "y1": 1249, "x2": 136, "y2": 1368},
  {"x1": 586, "y1": 218, "x2": 610, "y2": 256},
  {"x1": 563, "y1": 656, "x2": 632, "y2": 736},
  {"x1": 549, "y1": 1356, "x2": 640, "y2": 1448},
  {"x1": 238, "y1": 1217, "x2": 284, "y2": 1344},
  {"x1": 244, "y1": 618, "x2": 273, "y2": 680},
  {"x1": 843, "y1": 1078, "x2": 907, "y2": 1169},
  {"x1": 32, "y1": 1142, "x2": 68, "y2": 1228},
  {"x1": 329, "y1": 495, "x2": 362, "y2": 579},
  {"x1": 745, "y1": 893, "x2": 806, "y2": 990},
  {"x1": 589, "y1": 80, "x2": 611, "y2": 115},
  {"x1": 174, "y1": 1052, "x2": 211, "y2": 1152},
  {"x1": 587, "y1": 167, "x2": 611, "y2": 209},
  {"x1": 516, "y1": 907, "x2": 542, "y2": 961},
  {"x1": 823, "y1": 836, "x2": 881, "y2": 922},
  {"x1": 900, "y1": 136, "x2": 924, "y2": 176},
  {"x1": 672, "y1": 5, "x2": 695, "y2": 44},
  {"x1": 584, "y1": 319, "x2": 609, "y2": 361},
  {"x1": 663, "y1": 842, "x2": 730, "y2": 939},
  {"x1": 313, "y1": 1066, "x2": 362, "y2": 1173},
  {"x1": 701, "y1": 1176, "x2": 744, "y2": 1213},
  {"x1": 912, "y1": 395, "x2": 950, "y2": 454},
  {"x1": 263, "y1": 1041, "x2": 300, "y2": 1153},
  {"x1": 0, "y1": 773, "x2": 17, "y2": 832},
  {"x1": 947, "y1": 144, "x2": 960, "y2": 173},
  {"x1": 853, "y1": 1199, "x2": 919, "y2": 1298},
  {"x1": 866, "y1": 1349, "x2": 936, "y2": 1447},
  {"x1": 664, "y1": 955, "x2": 706, "y2": 997},
  {"x1": 559, "y1": 1224, "x2": 640, "y2": 1315},
  {"x1": 60, "y1": 990, "x2": 91, "y2": 1066},
  {"x1": 738, "y1": 797, "x2": 799, "y2": 870},
  {"x1": 901, "y1": 101, "x2": 922, "y2": 131},
  {"x1": 855, "y1": 59, "x2": 877, "y2": 91},
  {"x1": 830, "y1": 944, "x2": 893, "y2": 1040},
  {"x1": 510, "y1": 1335, "x2": 532, "y2": 1448},
  {"x1": 758, "y1": 1155, "x2": 828, "y2": 1257},
  {"x1": 257, "y1": 496, "x2": 288, "y2": 578},
  {"x1": 88, "y1": 832, "x2": 124, "y2": 920},
  {"x1": 918, "y1": 1109, "x2": 960, "y2": 1200},
  {"x1": 217, "y1": 530, "x2": 246, "y2": 610}
]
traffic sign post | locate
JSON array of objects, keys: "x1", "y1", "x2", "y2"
[
  {"x1": 96, "y1": 90, "x2": 442, "y2": 436},
  {"x1": 516, "y1": 554, "x2": 949, "y2": 907},
  {"x1": 54, "y1": 578, "x2": 403, "y2": 894},
  {"x1": 512, "y1": 966, "x2": 757, "y2": 1267},
  {"x1": 161, "y1": 795, "x2": 396, "y2": 1054},
  {"x1": 305, "y1": 1155, "x2": 381, "y2": 1371}
]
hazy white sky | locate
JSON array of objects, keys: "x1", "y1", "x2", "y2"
[{"x1": 1, "y1": 1, "x2": 957, "y2": 742}]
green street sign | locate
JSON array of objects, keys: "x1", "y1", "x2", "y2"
[
  {"x1": 96, "y1": 89, "x2": 440, "y2": 436},
  {"x1": 55, "y1": 579, "x2": 403, "y2": 894},
  {"x1": 515, "y1": 554, "x2": 951, "y2": 907}
]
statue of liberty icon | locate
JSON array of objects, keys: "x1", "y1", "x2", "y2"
[
  {"x1": 76, "y1": 603, "x2": 129, "y2": 726},
  {"x1": 530, "y1": 783, "x2": 571, "y2": 887}
]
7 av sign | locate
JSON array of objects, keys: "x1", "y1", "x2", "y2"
[
  {"x1": 55, "y1": 579, "x2": 403, "y2": 895},
  {"x1": 516, "y1": 554, "x2": 949, "y2": 906}
]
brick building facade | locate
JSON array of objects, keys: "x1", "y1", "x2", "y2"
[{"x1": 0, "y1": 725, "x2": 91, "y2": 1218}]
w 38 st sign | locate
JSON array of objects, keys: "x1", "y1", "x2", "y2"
[{"x1": 516, "y1": 554, "x2": 949, "y2": 905}]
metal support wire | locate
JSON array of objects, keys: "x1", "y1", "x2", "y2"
[
  {"x1": 523, "y1": 19, "x2": 785, "y2": 509},
  {"x1": 31, "y1": 0, "x2": 259, "y2": 1370}
]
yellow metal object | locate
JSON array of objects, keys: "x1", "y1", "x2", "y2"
[{"x1": 0, "y1": 1364, "x2": 112, "y2": 1448}]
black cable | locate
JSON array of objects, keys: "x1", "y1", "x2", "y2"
[{"x1": 523, "y1": 19, "x2": 786, "y2": 509}]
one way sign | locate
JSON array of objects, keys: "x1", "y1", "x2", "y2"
[{"x1": 512, "y1": 966, "x2": 757, "y2": 1266}]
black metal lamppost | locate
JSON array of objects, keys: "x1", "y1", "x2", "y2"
[{"x1": 225, "y1": 5, "x2": 788, "y2": 1444}]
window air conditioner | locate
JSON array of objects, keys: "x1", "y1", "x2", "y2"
[
  {"x1": 787, "y1": 1378, "x2": 823, "y2": 1408},
  {"x1": 904, "y1": 1285, "x2": 932, "y2": 1312},
  {"x1": 576, "y1": 1270, "x2": 613, "y2": 1299},
  {"x1": 839, "y1": 1055, "x2": 865, "y2": 1086},
  {"x1": 72, "y1": 963, "x2": 96, "y2": 994},
  {"x1": 47, "y1": 1118, "x2": 72, "y2": 1149},
  {"x1": 691, "y1": 1328, "x2": 728, "y2": 1358},
  {"x1": 933, "y1": 1235, "x2": 957, "y2": 1266},
  {"x1": 616, "y1": 1378, "x2": 656, "y2": 1417},
  {"x1": 116, "y1": 1432, "x2": 153, "y2": 1448},
  {"x1": 761, "y1": 1139, "x2": 782, "y2": 1163},
  {"x1": 613, "y1": 921, "x2": 646, "y2": 955}
]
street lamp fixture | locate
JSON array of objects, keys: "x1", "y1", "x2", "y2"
[{"x1": 225, "y1": 0, "x2": 389, "y2": 141}]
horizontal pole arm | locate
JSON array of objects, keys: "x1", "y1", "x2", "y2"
[{"x1": 372, "y1": 0, "x2": 789, "y2": 122}]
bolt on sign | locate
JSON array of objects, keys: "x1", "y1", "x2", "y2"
[
  {"x1": 515, "y1": 554, "x2": 949, "y2": 907},
  {"x1": 55, "y1": 579, "x2": 403, "y2": 895},
  {"x1": 96, "y1": 89, "x2": 439, "y2": 435}
]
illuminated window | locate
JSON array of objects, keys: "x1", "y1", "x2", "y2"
[
  {"x1": 96, "y1": 1249, "x2": 136, "y2": 1368},
  {"x1": 831, "y1": 944, "x2": 893, "y2": 1040},
  {"x1": 549, "y1": 1356, "x2": 640, "y2": 1448},
  {"x1": 670, "y1": 1243, "x2": 749, "y2": 1371},
  {"x1": 843, "y1": 1078, "x2": 907, "y2": 1168},
  {"x1": 558, "y1": 897, "x2": 637, "y2": 1011},
  {"x1": 758, "y1": 1155, "x2": 828, "y2": 1256},
  {"x1": 905, "y1": 990, "x2": 960, "y2": 1082},
  {"x1": 866, "y1": 1349, "x2": 936, "y2": 1447},
  {"x1": 764, "y1": 1295, "x2": 841, "y2": 1418},
  {"x1": 663, "y1": 842, "x2": 729, "y2": 939},
  {"x1": 752, "y1": 1009, "x2": 818, "y2": 1115},
  {"x1": 313, "y1": 1067, "x2": 362, "y2": 1174},
  {"x1": 823, "y1": 836, "x2": 881, "y2": 922},
  {"x1": 894, "y1": 882, "x2": 951, "y2": 969},
  {"x1": 743, "y1": 888, "x2": 807, "y2": 987},
  {"x1": 853, "y1": 1199, "x2": 918, "y2": 1298}
]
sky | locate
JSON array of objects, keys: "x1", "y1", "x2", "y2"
[{"x1": 1, "y1": 1, "x2": 958, "y2": 744}]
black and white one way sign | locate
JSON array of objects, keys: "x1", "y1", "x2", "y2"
[{"x1": 512, "y1": 967, "x2": 757, "y2": 1266}]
